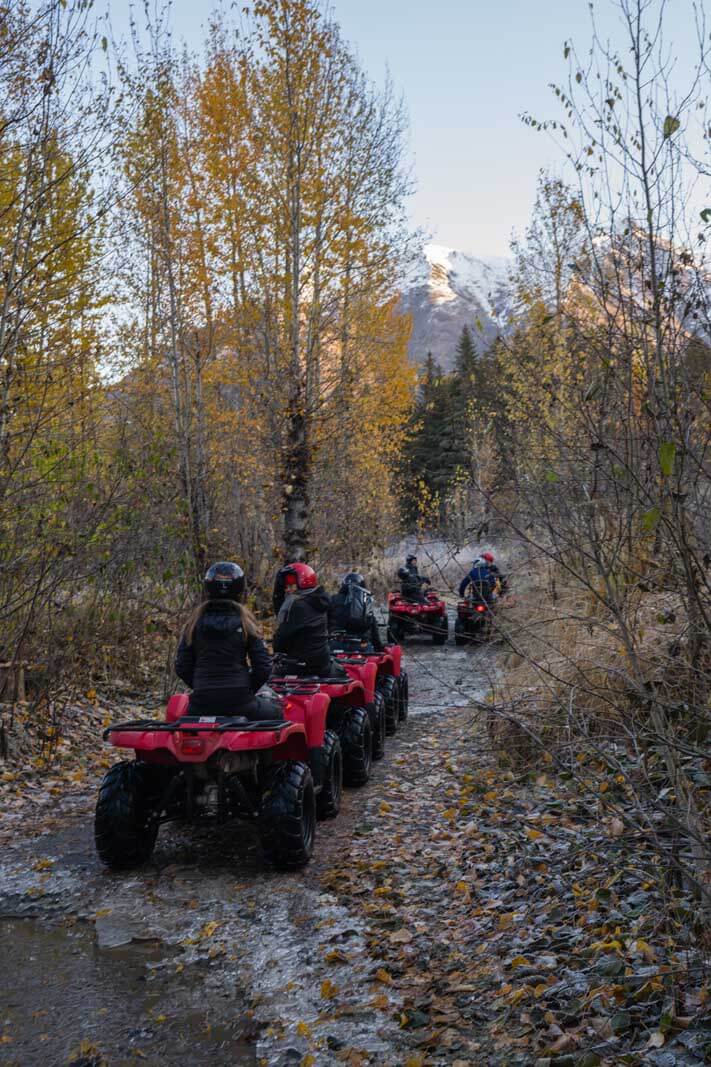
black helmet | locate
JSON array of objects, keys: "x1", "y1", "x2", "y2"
[
  {"x1": 204, "y1": 561, "x2": 245, "y2": 601},
  {"x1": 341, "y1": 571, "x2": 366, "y2": 591},
  {"x1": 406, "y1": 554, "x2": 417, "y2": 565}
]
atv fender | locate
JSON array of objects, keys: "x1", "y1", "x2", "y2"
[
  {"x1": 301, "y1": 687, "x2": 330, "y2": 746},
  {"x1": 166, "y1": 694, "x2": 190, "y2": 722},
  {"x1": 385, "y1": 645, "x2": 402, "y2": 677},
  {"x1": 344, "y1": 660, "x2": 377, "y2": 705}
]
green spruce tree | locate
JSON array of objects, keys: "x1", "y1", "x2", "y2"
[{"x1": 399, "y1": 354, "x2": 456, "y2": 525}]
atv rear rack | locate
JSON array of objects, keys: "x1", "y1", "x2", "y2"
[
  {"x1": 103, "y1": 717, "x2": 290, "y2": 741},
  {"x1": 270, "y1": 675, "x2": 355, "y2": 687}
]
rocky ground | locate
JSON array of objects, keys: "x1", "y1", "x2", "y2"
[{"x1": 0, "y1": 629, "x2": 708, "y2": 1067}]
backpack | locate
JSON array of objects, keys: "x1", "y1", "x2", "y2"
[
  {"x1": 468, "y1": 563, "x2": 494, "y2": 597},
  {"x1": 344, "y1": 583, "x2": 373, "y2": 627}
]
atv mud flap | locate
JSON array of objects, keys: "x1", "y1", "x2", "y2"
[{"x1": 309, "y1": 745, "x2": 325, "y2": 791}]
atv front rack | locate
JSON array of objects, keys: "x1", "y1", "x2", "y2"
[{"x1": 103, "y1": 717, "x2": 290, "y2": 741}]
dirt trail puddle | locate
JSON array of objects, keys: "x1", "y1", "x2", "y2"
[{"x1": 0, "y1": 917, "x2": 256, "y2": 1066}]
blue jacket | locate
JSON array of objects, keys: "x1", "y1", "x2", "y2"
[{"x1": 459, "y1": 563, "x2": 495, "y2": 599}]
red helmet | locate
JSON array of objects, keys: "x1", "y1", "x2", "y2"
[
  {"x1": 481, "y1": 551, "x2": 495, "y2": 563},
  {"x1": 281, "y1": 562, "x2": 318, "y2": 590}
]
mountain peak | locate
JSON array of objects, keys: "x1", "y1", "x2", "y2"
[{"x1": 402, "y1": 245, "x2": 513, "y2": 367}]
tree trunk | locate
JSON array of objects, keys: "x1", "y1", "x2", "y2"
[{"x1": 282, "y1": 403, "x2": 309, "y2": 561}]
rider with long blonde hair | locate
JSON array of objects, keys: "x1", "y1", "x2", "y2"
[{"x1": 175, "y1": 561, "x2": 272, "y2": 717}]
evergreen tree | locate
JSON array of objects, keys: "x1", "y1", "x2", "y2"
[
  {"x1": 447, "y1": 325, "x2": 481, "y2": 476},
  {"x1": 399, "y1": 353, "x2": 463, "y2": 525},
  {"x1": 454, "y1": 324, "x2": 478, "y2": 397}
]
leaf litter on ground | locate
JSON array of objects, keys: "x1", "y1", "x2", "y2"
[{"x1": 319, "y1": 713, "x2": 711, "y2": 1065}]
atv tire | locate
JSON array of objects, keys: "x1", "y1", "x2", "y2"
[
  {"x1": 379, "y1": 675, "x2": 399, "y2": 736},
  {"x1": 398, "y1": 671, "x2": 409, "y2": 722},
  {"x1": 95, "y1": 761, "x2": 160, "y2": 869},
  {"x1": 259, "y1": 761, "x2": 316, "y2": 869},
  {"x1": 388, "y1": 617, "x2": 403, "y2": 643},
  {"x1": 432, "y1": 615, "x2": 449, "y2": 645},
  {"x1": 341, "y1": 706, "x2": 372, "y2": 787},
  {"x1": 317, "y1": 730, "x2": 343, "y2": 820},
  {"x1": 454, "y1": 621, "x2": 468, "y2": 647},
  {"x1": 371, "y1": 691, "x2": 387, "y2": 761}
]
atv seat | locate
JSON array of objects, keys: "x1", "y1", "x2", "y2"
[{"x1": 165, "y1": 692, "x2": 284, "y2": 724}]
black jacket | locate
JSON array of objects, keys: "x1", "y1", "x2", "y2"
[
  {"x1": 272, "y1": 570, "x2": 286, "y2": 615},
  {"x1": 175, "y1": 602, "x2": 272, "y2": 701},
  {"x1": 273, "y1": 587, "x2": 332, "y2": 669},
  {"x1": 329, "y1": 591, "x2": 383, "y2": 651},
  {"x1": 399, "y1": 562, "x2": 429, "y2": 600}
]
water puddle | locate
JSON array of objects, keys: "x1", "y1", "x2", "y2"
[
  {"x1": 404, "y1": 612, "x2": 497, "y2": 716},
  {"x1": 0, "y1": 918, "x2": 257, "y2": 1066}
]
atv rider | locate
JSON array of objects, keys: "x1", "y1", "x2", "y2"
[
  {"x1": 329, "y1": 572, "x2": 383, "y2": 651},
  {"x1": 175, "y1": 561, "x2": 275, "y2": 719},
  {"x1": 398, "y1": 554, "x2": 431, "y2": 604},
  {"x1": 480, "y1": 551, "x2": 507, "y2": 594},
  {"x1": 459, "y1": 556, "x2": 497, "y2": 602},
  {"x1": 272, "y1": 563, "x2": 347, "y2": 678}
]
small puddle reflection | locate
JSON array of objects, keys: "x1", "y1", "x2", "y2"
[{"x1": 0, "y1": 918, "x2": 256, "y2": 1066}]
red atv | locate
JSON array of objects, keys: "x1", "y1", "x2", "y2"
[
  {"x1": 330, "y1": 634, "x2": 409, "y2": 737},
  {"x1": 387, "y1": 590, "x2": 449, "y2": 646},
  {"x1": 95, "y1": 688, "x2": 341, "y2": 872},
  {"x1": 271, "y1": 658, "x2": 380, "y2": 784},
  {"x1": 455, "y1": 594, "x2": 494, "y2": 645}
]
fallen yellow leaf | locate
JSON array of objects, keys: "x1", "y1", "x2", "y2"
[
  {"x1": 631, "y1": 938, "x2": 656, "y2": 962},
  {"x1": 324, "y1": 949, "x2": 349, "y2": 964}
]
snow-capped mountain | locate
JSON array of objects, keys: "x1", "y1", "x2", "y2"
[{"x1": 401, "y1": 244, "x2": 513, "y2": 368}]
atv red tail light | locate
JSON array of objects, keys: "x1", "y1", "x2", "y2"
[
  {"x1": 476, "y1": 604, "x2": 486, "y2": 613},
  {"x1": 179, "y1": 735, "x2": 204, "y2": 754}
]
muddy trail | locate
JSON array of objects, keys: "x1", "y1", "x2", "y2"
[
  {"x1": 2, "y1": 626, "x2": 709, "y2": 1067},
  {"x1": 0, "y1": 632, "x2": 500, "y2": 1067}
]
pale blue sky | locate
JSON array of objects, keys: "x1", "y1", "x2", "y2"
[{"x1": 109, "y1": 0, "x2": 703, "y2": 257}]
